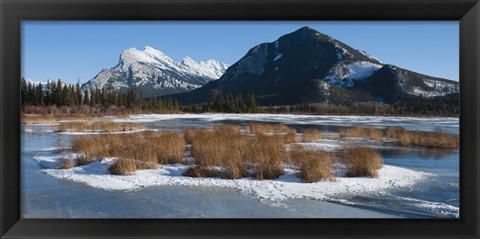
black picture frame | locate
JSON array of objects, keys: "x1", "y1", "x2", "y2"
[{"x1": 1, "y1": 0, "x2": 479, "y2": 238}]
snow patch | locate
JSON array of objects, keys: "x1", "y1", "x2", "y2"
[
  {"x1": 40, "y1": 154, "x2": 430, "y2": 206},
  {"x1": 325, "y1": 61, "x2": 382, "y2": 87},
  {"x1": 273, "y1": 53, "x2": 283, "y2": 61}
]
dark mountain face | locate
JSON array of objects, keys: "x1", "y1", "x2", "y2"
[{"x1": 167, "y1": 27, "x2": 459, "y2": 106}]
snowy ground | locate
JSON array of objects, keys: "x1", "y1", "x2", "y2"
[{"x1": 37, "y1": 153, "x2": 428, "y2": 207}]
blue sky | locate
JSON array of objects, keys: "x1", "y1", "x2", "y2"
[{"x1": 22, "y1": 21, "x2": 459, "y2": 84}]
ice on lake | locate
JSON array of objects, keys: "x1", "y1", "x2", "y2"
[{"x1": 21, "y1": 114, "x2": 459, "y2": 218}]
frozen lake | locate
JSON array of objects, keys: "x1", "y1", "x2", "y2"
[{"x1": 21, "y1": 114, "x2": 459, "y2": 218}]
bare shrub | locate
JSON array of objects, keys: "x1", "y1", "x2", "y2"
[{"x1": 341, "y1": 147, "x2": 383, "y2": 177}]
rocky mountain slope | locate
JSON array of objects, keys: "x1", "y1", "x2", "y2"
[
  {"x1": 81, "y1": 46, "x2": 229, "y2": 97},
  {"x1": 169, "y1": 27, "x2": 458, "y2": 106}
]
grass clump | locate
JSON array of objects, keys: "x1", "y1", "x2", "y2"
[
  {"x1": 288, "y1": 145, "x2": 336, "y2": 183},
  {"x1": 190, "y1": 127, "x2": 247, "y2": 179},
  {"x1": 21, "y1": 114, "x2": 56, "y2": 124},
  {"x1": 341, "y1": 146, "x2": 383, "y2": 177},
  {"x1": 108, "y1": 158, "x2": 137, "y2": 175},
  {"x1": 57, "y1": 120, "x2": 144, "y2": 132},
  {"x1": 339, "y1": 126, "x2": 459, "y2": 149},
  {"x1": 184, "y1": 128, "x2": 209, "y2": 144},
  {"x1": 60, "y1": 158, "x2": 75, "y2": 169},
  {"x1": 246, "y1": 135, "x2": 287, "y2": 180},
  {"x1": 384, "y1": 127, "x2": 459, "y2": 149},
  {"x1": 146, "y1": 131, "x2": 186, "y2": 164},
  {"x1": 394, "y1": 129, "x2": 458, "y2": 149},
  {"x1": 247, "y1": 123, "x2": 274, "y2": 135},
  {"x1": 182, "y1": 166, "x2": 223, "y2": 178},
  {"x1": 302, "y1": 129, "x2": 322, "y2": 142},
  {"x1": 339, "y1": 126, "x2": 383, "y2": 140},
  {"x1": 71, "y1": 131, "x2": 185, "y2": 168}
]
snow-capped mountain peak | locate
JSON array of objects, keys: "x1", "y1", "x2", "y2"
[{"x1": 82, "y1": 46, "x2": 230, "y2": 97}]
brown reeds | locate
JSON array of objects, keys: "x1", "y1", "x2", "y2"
[
  {"x1": 60, "y1": 159, "x2": 75, "y2": 169},
  {"x1": 393, "y1": 129, "x2": 459, "y2": 149},
  {"x1": 247, "y1": 123, "x2": 274, "y2": 134},
  {"x1": 21, "y1": 114, "x2": 56, "y2": 124},
  {"x1": 108, "y1": 158, "x2": 137, "y2": 175},
  {"x1": 71, "y1": 131, "x2": 185, "y2": 168},
  {"x1": 182, "y1": 166, "x2": 223, "y2": 178},
  {"x1": 190, "y1": 126, "x2": 248, "y2": 179},
  {"x1": 302, "y1": 129, "x2": 322, "y2": 142},
  {"x1": 57, "y1": 120, "x2": 144, "y2": 132},
  {"x1": 288, "y1": 145, "x2": 336, "y2": 182},
  {"x1": 341, "y1": 146, "x2": 383, "y2": 177},
  {"x1": 184, "y1": 127, "x2": 209, "y2": 144},
  {"x1": 147, "y1": 131, "x2": 186, "y2": 165},
  {"x1": 246, "y1": 135, "x2": 287, "y2": 180},
  {"x1": 339, "y1": 126, "x2": 459, "y2": 149},
  {"x1": 338, "y1": 126, "x2": 383, "y2": 140}
]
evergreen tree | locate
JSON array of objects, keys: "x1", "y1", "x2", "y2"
[
  {"x1": 75, "y1": 82, "x2": 82, "y2": 105},
  {"x1": 247, "y1": 91, "x2": 258, "y2": 113}
]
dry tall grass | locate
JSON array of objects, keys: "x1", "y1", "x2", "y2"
[
  {"x1": 247, "y1": 123, "x2": 295, "y2": 135},
  {"x1": 184, "y1": 128, "x2": 209, "y2": 144},
  {"x1": 247, "y1": 123, "x2": 274, "y2": 134},
  {"x1": 341, "y1": 146, "x2": 383, "y2": 177},
  {"x1": 187, "y1": 124, "x2": 290, "y2": 179},
  {"x1": 302, "y1": 129, "x2": 322, "y2": 142},
  {"x1": 57, "y1": 120, "x2": 144, "y2": 132},
  {"x1": 145, "y1": 131, "x2": 186, "y2": 164},
  {"x1": 21, "y1": 114, "x2": 56, "y2": 124},
  {"x1": 190, "y1": 126, "x2": 247, "y2": 179},
  {"x1": 338, "y1": 126, "x2": 383, "y2": 140},
  {"x1": 288, "y1": 145, "x2": 336, "y2": 183},
  {"x1": 339, "y1": 126, "x2": 459, "y2": 149},
  {"x1": 246, "y1": 135, "x2": 287, "y2": 180},
  {"x1": 60, "y1": 159, "x2": 75, "y2": 169},
  {"x1": 383, "y1": 127, "x2": 458, "y2": 148},
  {"x1": 182, "y1": 165, "x2": 223, "y2": 178},
  {"x1": 71, "y1": 131, "x2": 185, "y2": 168},
  {"x1": 108, "y1": 158, "x2": 137, "y2": 175}
]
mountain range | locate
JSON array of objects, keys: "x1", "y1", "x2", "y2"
[
  {"x1": 82, "y1": 26, "x2": 459, "y2": 106},
  {"x1": 81, "y1": 46, "x2": 229, "y2": 97}
]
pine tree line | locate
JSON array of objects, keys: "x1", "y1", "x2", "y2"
[
  {"x1": 20, "y1": 78, "x2": 458, "y2": 117},
  {"x1": 20, "y1": 78, "x2": 182, "y2": 113}
]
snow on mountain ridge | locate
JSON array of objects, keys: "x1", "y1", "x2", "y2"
[
  {"x1": 82, "y1": 46, "x2": 230, "y2": 97},
  {"x1": 325, "y1": 61, "x2": 383, "y2": 87}
]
